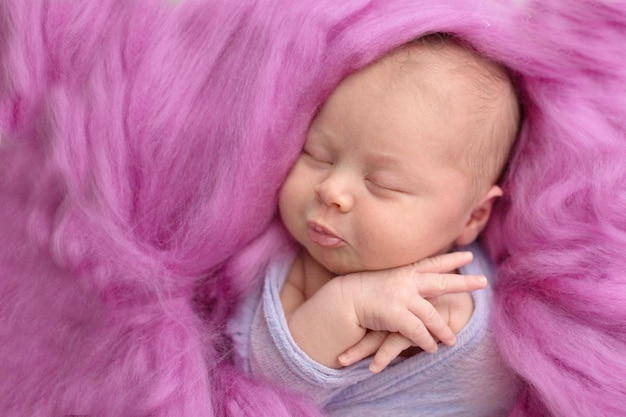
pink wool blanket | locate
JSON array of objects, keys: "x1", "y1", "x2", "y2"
[{"x1": 1, "y1": 1, "x2": 624, "y2": 416}]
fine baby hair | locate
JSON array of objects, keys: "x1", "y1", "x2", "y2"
[{"x1": 410, "y1": 33, "x2": 521, "y2": 194}]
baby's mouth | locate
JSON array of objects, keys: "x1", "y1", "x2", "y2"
[{"x1": 306, "y1": 222, "x2": 344, "y2": 248}]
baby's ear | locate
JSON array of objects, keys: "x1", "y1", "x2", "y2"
[{"x1": 454, "y1": 185, "x2": 503, "y2": 246}]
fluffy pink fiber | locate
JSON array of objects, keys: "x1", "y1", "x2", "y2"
[{"x1": 1, "y1": 1, "x2": 624, "y2": 416}]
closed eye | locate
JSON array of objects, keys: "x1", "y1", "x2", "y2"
[
  {"x1": 365, "y1": 177, "x2": 405, "y2": 194},
  {"x1": 302, "y1": 148, "x2": 332, "y2": 165}
]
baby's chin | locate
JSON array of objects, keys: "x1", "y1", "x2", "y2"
[
  {"x1": 322, "y1": 256, "x2": 425, "y2": 276},
  {"x1": 314, "y1": 254, "x2": 383, "y2": 277},
  {"x1": 306, "y1": 252, "x2": 359, "y2": 277},
  {"x1": 305, "y1": 244, "x2": 398, "y2": 276}
]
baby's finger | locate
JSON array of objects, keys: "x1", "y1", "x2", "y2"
[
  {"x1": 409, "y1": 297, "x2": 456, "y2": 346},
  {"x1": 396, "y1": 313, "x2": 439, "y2": 354},
  {"x1": 425, "y1": 296, "x2": 439, "y2": 307},
  {"x1": 411, "y1": 251, "x2": 474, "y2": 274},
  {"x1": 369, "y1": 333, "x2": 413, "y2": 373},
  {"x1": 338, "y1": 331, "x2": 388, "y2": 367},
  {"x1": 417, "y1": 273, "x2": 487, "y2": 298}
]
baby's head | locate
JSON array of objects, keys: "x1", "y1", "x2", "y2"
[
  {"x1": 279, "y1": 35, "x2": 520, "y2": 275},
  {"x1": 384, "y1": 34, "x2": 520, "y2": 200}
]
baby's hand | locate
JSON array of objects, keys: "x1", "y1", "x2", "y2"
[
  {"x1": 339, "y1": 292, "x2": 475, "y2": 372},
  {"x1": 337, "y1": 251, "x2": 485, "y2": 372}
]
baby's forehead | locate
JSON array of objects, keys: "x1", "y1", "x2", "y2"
[
  {"x1": 373, "y1": 42, "x2": 501, "y2": 137},
  {"x1": 379, "y1": 40, "x2": 504, "y2": 95},
  {"x1": 366, "y1": 39, "x2": 517, "y2": 185}
]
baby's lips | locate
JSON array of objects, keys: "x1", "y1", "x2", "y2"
[{"x1": 307, "y1": 222, "x2": 344, "y2": 248}]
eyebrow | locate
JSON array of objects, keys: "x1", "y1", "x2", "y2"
[
  {"x1": 366, "y1": 152, "x2": 402, "y2": 166},
  {"x1": 365, "y1": 153, "x2": 419, "y2": 185}
]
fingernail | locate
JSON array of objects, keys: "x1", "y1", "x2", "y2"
[
  {"x1": 457, "y1": 251, "x2": 473, "y2": 260},
  {"x1": 338, "y1": 354, "x2": 348, "y2": 364}
]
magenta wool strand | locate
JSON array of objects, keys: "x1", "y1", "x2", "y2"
[{"x1": 1, "y1": 1, "x2": 625, "y2": 416}]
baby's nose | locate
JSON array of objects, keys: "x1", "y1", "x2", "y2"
[{"x1": 314, "y1": 176, "x2": 354, "y2": 212}]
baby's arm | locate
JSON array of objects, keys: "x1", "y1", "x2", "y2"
[{"x1": 284, "y1": 251, "x2": 486, "y2": 369}]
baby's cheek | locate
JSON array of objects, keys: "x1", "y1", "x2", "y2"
[{"x1": 356, "y1": 231, "x2": 407, "y2": 270}]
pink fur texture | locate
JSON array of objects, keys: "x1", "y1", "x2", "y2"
[{"x1": 0, "y1": 1, "x2": 624, "y2": 416}]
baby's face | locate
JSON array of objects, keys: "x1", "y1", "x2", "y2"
[{"x1": 279, "y1": 50, "x2": 481, "y2": 275}]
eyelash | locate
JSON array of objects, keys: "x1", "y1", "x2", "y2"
[
  {"x1": 365, "y1": 178, "x2": 399, "y2": 194},
  {"x1": 303, "y1": 149, "x2": 332, "y2": 165}
]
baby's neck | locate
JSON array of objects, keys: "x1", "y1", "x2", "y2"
[{"x1": 296, "y1": 250, "x2": 335, "y2": 300}]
